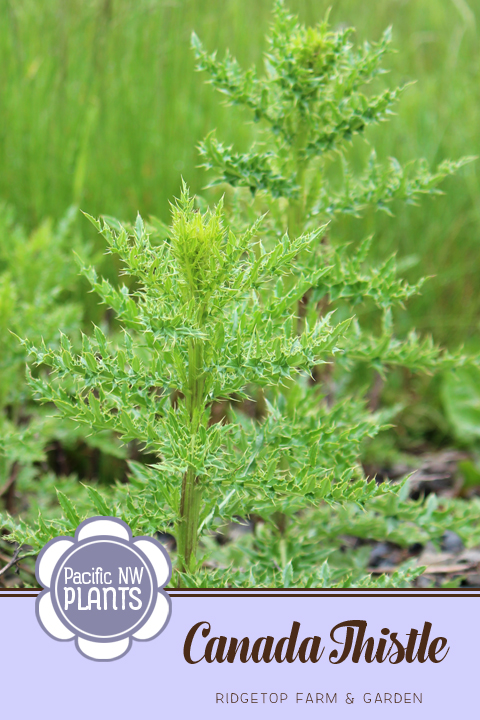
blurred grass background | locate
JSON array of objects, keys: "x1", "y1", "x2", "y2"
[{"x1": 0, "y1": 0, "x2": 478, "y2": 346}]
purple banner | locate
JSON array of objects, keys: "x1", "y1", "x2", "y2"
[{"x1": 1, "y1": 589, "x2": 477, "y2": 718}]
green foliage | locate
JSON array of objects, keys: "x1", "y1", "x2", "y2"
[
  {"x1": 196, "y1": 483, "x2": 480, "y2": 587},
  {"x1": 0, "y1": 205, "x2": 102, "y2": 581},
  {"x1": 442, "y1": 367, "x2": 480, "y2": 445},
  {"x1": 0, "y1": 205, "x2": 86, "y2": 489}
]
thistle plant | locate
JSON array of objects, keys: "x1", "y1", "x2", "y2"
[
  {"x1": 19, "y1": 186, "x2": 394, "y2": 582},
  {"x1": 3, "y1": 1, "x2": 480, "y2": 589}
]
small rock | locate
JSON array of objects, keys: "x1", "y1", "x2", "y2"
[
  {"x1": 408, "y1": 542, "x2": 424, "y2": 556},
  {"x1": 228, "y1": 519, "x2": 253, "y2": 542},
  {"x1": 415, "y1": 575, "x2": 432, "y2": 589},
  {"x1": 464, "y1": 573, "x2": 480, "y2": 587},
  {"x1": 441, "y1": 531, "x2": 464, "y2": 554},
  {"x1": 459, "y1": 548, "x2": 480, "y2": 564},
  {"x1": 369, "y1": 542, "x2": 395, "y2": 568},
  {"x1": 155, "y1": 532, "x2": 176, "y2": 552}
]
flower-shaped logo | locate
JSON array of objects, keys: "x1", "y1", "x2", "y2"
[{"x1": 35, "y1": 517, "x2": 172, "y2": 661}]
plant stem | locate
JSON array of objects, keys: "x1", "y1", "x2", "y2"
[
  {"x1": 176, "y1": 338, "x2": 205, "y2": 586},
  {"x1": 287, "y1": 166, "x2": 306, "y2": 241},
  {"x1": 287, "y1": 116, "x2": 308, "y2": 240},
  {"x1": 273, "y1": 121, "x2": 309, "y2": 544}
]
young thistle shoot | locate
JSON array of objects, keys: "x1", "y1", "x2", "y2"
[{"x1": 24, "y1": 185, "x2": 351, "y2": 584}]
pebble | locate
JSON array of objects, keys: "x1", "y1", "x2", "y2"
[{"x1": 441, "y1": 531, "x2": 464, "y2": 554}]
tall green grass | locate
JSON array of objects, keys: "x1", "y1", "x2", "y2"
[{"x1": 0, "y1": 0, "x2": 478, "y2": 344}]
